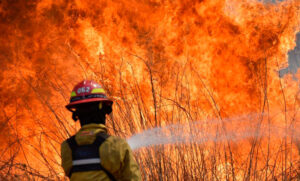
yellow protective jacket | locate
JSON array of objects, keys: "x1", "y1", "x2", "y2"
[{"x1": 61, "y1": 123, "x2": 142, "y2": 181}]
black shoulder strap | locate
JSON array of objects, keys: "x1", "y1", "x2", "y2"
[
  {"x1": 66, "y1": 133, "x2": 117, "y2": 181},
  {"x1": 94, "y1": 132, "x2": 117, "y2": 181},
  {"x1": 93, "y1": 132, "x2": 110, "y2": 147},
  {"x1": 66, "y1": 135, "x2": 77, "y2": 178},
  {"x1": 66, "y1": 135, "x2": 77, "y2": 152}
]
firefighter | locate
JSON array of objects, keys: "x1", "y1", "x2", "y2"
[{"x1": 61, "y1": 80, "x2": 142, "y2": 181}]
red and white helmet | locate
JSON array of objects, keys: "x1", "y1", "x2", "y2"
[{"x1": 66, "y1": 80, "x2": 113, "y2": 111}]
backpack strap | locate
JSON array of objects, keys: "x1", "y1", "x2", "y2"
[
  {"x1": 93, "y1": 132, "x2": 117, "y2": 181},
  {"x1": 66, "y1": 133, "x2": 117, "y2": 181},
  {"x1": 66, "y1": 135, "x2": 77, "y2": 151}
]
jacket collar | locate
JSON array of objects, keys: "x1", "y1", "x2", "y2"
[{"x1": 80, "y1": 123, "x2": 107, "y2": 132}]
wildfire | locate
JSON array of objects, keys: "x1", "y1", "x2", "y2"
[{"x1": 0, "y1": 0, "x2": 299, "y2": 180}]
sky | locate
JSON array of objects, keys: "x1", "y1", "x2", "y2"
[{"x1": 279, "y1": 32, "x2": 300, "y2": 79}]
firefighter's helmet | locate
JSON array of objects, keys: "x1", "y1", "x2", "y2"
[{"x1": 66, "y1": 80, "x2": 113, "y2": 111}]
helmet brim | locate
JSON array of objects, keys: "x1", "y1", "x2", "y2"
[{"x1": 65, "y1": 98, "x2": 113, "y2": 111}]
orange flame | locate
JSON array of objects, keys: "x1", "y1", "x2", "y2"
[{"x1": 0, "y1": 0, "x2": 299, "y2": 180}]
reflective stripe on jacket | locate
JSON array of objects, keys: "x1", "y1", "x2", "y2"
[{"x1": 61, "y1": 123, "x2": 142, "y2": 181}]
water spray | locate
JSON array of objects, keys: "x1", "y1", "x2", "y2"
[{"x1": 127, "y1": 112, "x2": 299, "y2": 150}]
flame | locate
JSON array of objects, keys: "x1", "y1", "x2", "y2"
[{"x1": 0, "y1": 0, "x2": 299, "y2": 180}]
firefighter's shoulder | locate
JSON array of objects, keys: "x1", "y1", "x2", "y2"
[
  {"x1": 100, "y1": 135, "x2": 130, "y2": 155},
  {"x1": 99, "y1": 135, "x2": 131, "y2": 172},
  {"x1": 60, "y1": 140, "x2": 72, "y2": 175}
]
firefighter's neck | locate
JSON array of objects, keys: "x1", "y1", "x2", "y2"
[{"x1": 79, "y1": 112, "x2": 106, "y2": 126}]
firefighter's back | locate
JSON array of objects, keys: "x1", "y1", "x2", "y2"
[{"x1": 61, "y1": 124, "x2": 141, "y2": 181}]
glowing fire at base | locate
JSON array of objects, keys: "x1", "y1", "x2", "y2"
[{"x1": 0, "y1": 0, "x2": 299, "y2": 180}]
